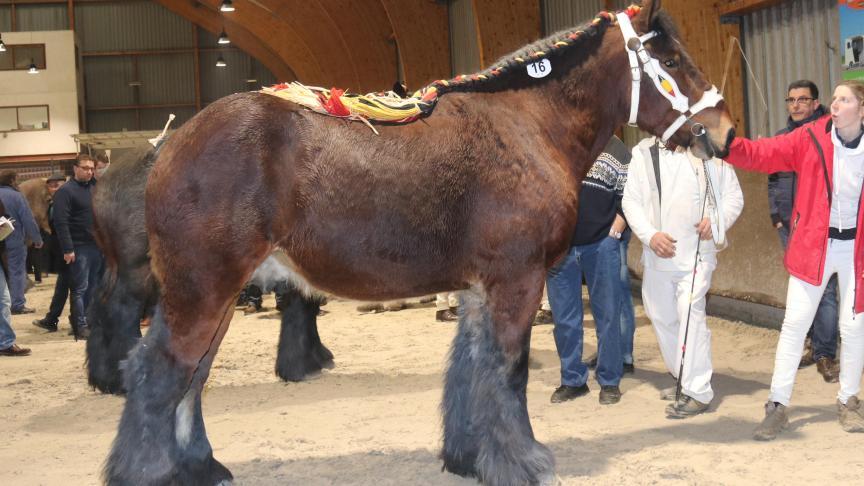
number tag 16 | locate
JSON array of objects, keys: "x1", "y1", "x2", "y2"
[{"x1": 526, "y1": 59, "x2": 552, "y2": 79}]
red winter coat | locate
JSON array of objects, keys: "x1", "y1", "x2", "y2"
[{"x1": 724, "y1": 115, "x2": 864, "y2": 314}]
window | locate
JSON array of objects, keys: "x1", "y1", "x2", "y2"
[
  {"x1": 0, "y1": 105, "x2": 50, "y2": 132},
  {"x1": 0, "y1": 44, "x2": 47, "y2": 71}
]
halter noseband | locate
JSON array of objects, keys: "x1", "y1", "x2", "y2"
[{"x1": 616, "y1": 12, "x2": 723, "y2": 143}]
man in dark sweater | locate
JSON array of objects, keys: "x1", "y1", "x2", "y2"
[
  {"x1": 547, "y1": 136, "x2": 630, "y2": 406},
  {"x1": 52, "y1": 155, "x2": 102, "y2": 339},
  {"x1": 767, "y1": 80, "x2": 839, "y2": 382}
]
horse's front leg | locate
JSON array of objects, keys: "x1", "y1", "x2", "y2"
[
  {"x1": 273, "y1": 282, "x2": 334, "y2": 381},
  {"x1": 441, "y1": 269, "x2": 554, "y2": 486},
  {"x1": 103, "y1": 250, "x2": 261, "y2": 485}
]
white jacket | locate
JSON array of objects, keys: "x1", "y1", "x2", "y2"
[{"x1": 622, "y1": 138, "x2": 744, "y2": 272}]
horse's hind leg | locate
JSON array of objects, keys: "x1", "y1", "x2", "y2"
[
  {"x1": 273, "y1": 282, "x2": 334, "y2": 381},
  {"x1": 86, "y1": 270, "x2": 151, "y2": 394},
  {"x1": 104, "y1": 258, "x2": 257, "y2": 485},
  {"x1": 441, "y1": 271, "x2": 554, "y2": 486}
]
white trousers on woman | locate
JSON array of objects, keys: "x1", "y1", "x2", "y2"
[{"x1": 770, "y1": 239, "x2": 864, "y2": 406}]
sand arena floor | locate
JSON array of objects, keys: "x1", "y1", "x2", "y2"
[{"x1": 2, "y1": 274, "x2": 863, "y2": 485}]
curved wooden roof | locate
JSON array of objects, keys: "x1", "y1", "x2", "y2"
[{"x1": 155, "y1": 0, "x2": 542, "y2": 93}]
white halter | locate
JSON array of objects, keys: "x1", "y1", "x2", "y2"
[{"x1": 615, "y1": 12, "x2": 724, "y2": 143}]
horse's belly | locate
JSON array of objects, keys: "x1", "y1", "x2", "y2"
[{"x1": 266, "y1": 247, "x2": 463, "y2": 302}]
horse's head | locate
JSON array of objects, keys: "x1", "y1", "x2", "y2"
[{"x1": 618, "y1": 0, "x2": 735, "y2": 159}]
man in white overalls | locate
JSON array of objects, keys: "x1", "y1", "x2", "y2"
[{"x1": 622, "y1": 137, "x2": 743, "y2": 418}]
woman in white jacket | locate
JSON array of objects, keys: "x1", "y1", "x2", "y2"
[{"x1": 622, "y1": 137, "x2": 743, "y2": 418}]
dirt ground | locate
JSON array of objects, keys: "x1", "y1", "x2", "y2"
[{"x1": 2, "y1": 275, "x2": 863, "y2": 485}]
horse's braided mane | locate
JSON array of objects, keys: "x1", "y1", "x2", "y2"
[
  {"x1": 261, "y1": 5, "x2": 643, "y2": 128},
  {"x1": 428, "y1": 9, "x2": 621, "y2": 96}
]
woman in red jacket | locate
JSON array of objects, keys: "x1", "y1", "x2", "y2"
[{"x1": 724, "y1": 80, "x2": 864, "y2": 440}]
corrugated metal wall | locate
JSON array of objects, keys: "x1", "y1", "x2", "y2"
[
  {"x1": 15, "y1": 4, "x2": 67, "y2": 31},
  {"x1": 541, "y1": 0, "x2": 604, "y2": 35},
  {"x1": 1, "y1": 0, "x2": 277, "y2": 134},
  {"x1": 0, "y1": 7, "x2": 11, "y2": 32},
  {"x1": 449, "y1": 0, "x2": 481, "y2": 75},
  {"x1": 742, "y1": 0, "x2": 840, "y2": 138}
]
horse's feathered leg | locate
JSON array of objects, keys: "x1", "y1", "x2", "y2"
[
  {"x1": 274, "y1": 282, "x2": 334, "y2": 381},
  {"x1": 441, "y1": 270, "x2": 555, "y2": 486},
  {"x1": 104, "y1": 234, "x2": 268, "y2": 485},
  {"x1": 85, "y1": 268, "x2": 153, "y2": 394}
]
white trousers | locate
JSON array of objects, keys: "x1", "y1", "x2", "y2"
[
  {"x1": 770, "y1": 239, "x2": 864, "y2": 406},
  {"x1": 642, "y1": 261, "x2": 716, "y2": 403},
  {"x1": 436, "y1": 292, "x2": 458, "y2": 311}
]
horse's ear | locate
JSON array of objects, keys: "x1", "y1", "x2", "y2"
[{"x1": 634, "y1": 0, "x2": 662, "y2": 33}]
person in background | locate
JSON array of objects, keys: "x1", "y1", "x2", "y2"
[
  {"x1": 0, "y1": 196, "x2": 31, "y2": 357},
  {"x1": 33, "y1": 172, "x2": 73, "y2": 334},
  {"x1": 0, "y1": 170, "x2": 43, "y2": 315},
  {"x1": 547, "y1": 136, "x2": 630, "y2": 406},
  {"x1": 52, "y1": 156, "x2": 102, "y2": 340}
]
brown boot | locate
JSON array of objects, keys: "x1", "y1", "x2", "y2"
[
  {"x1": 816, "y1": 356, "x2": 840, "y2": 383},
  {"x1": 435, "y1": 309, "x2": 458, "y2": 322},
  {"x1": 798, "y1": 338, "x2": 815, "y2": 368},
  {"x1": 838, "y1": 396, "x2": 864, "y2": 433}
]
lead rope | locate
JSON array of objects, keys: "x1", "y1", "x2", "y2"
[{"x1": 674, "y1": 160, "x2": 712, "y2": 405}]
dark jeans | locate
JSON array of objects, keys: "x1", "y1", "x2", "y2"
[
  {"x1": 69, "y1": 245, "x2": 104, "y2": 330},
  {"x1": 778, "y1": 225, "x2": 838, "y2": 359},
  {"x1": 547, "y1": 236, "x2": 623, "y2": 387},
  {"x1": 618, "y1": 228, "x2": 636, "y2": 365},
  {"x1": 44, "y1": 267, "x2": 71, "y2": 325}
]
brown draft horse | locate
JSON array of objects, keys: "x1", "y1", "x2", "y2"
[{"x1": 105, "y1": 2, "x2": 734, "y2": 485}]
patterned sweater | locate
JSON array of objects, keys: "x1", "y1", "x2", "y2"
[{"x1": 570, "y1": 136, "x2": 631, "y2": 246}]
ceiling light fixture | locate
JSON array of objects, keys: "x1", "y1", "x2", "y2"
[
  {"x1": 217, "y1": 30, "x2": 230, "y2": 45},
  {"x1": 215, "y1": 56, "x2": 227, "y2": 68},
  {"x1": 220, "y1": 0, "x2": 235, "y2": 13},
  {"x1": 28, "y1": 61, "x2": 39, "y2": 74}
]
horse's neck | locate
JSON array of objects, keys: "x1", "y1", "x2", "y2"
[{"x1": 513, "y1": 42, "x2": 630, "y2": 179}]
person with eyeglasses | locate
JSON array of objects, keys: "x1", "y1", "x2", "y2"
[
  {"x1": 768, "y1": 80, "x2": 840, "y2": 384},
  {"x1": 52, "y1": 155, "x2": 104, "y2": 340},
  {"x1": 724, "y1": 80, "x2": 864, "y2": 440}
]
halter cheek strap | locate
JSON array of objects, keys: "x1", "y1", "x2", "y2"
[{"x1": 616, "y1": 12, "x2": 724, "y2": 142}]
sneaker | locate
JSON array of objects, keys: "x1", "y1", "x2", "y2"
[
  {"x1": 0, "y1": 344, "x2": 31, "y2": 356},
  {"x1": 32, "y1": 318, "x2": 58, "y2": 332},
  {"x1": 550, "y1": 384, "x2": 590, "y2": 403},
  {"x1": 599, "y1": 385, "x2": 621, "y2": 405},
  {"x1": 665, "y1": 394, "x2": 709, "y2": 418},
  {"x1": 753, "y1": 401, "x2": 789, "y2": 441},
  {"x1": 838, "y1": 396, "x2": 864, "y2": 433},
  {"x1": 659, "y1": 387, "x2": 678, "y2": 401},
  {"x1": 11, "y1": 306, "x2": 36, "y2": 315}
]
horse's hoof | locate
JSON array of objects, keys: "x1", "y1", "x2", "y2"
[{"x1": 537, "y1": 473, "x2": 561, "y2": 486}]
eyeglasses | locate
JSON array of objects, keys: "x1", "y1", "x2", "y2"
[{"x1": 785, "y1": 96, "x2": 814, "y2": 105}]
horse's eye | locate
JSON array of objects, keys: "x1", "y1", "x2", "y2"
[{"x1": 663, "y1": 58, "x2": 678, "y2": 69}]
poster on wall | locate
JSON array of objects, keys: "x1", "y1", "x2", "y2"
[{"x1": 840, "y1": 0, "x2": 864, "y2": 80}]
